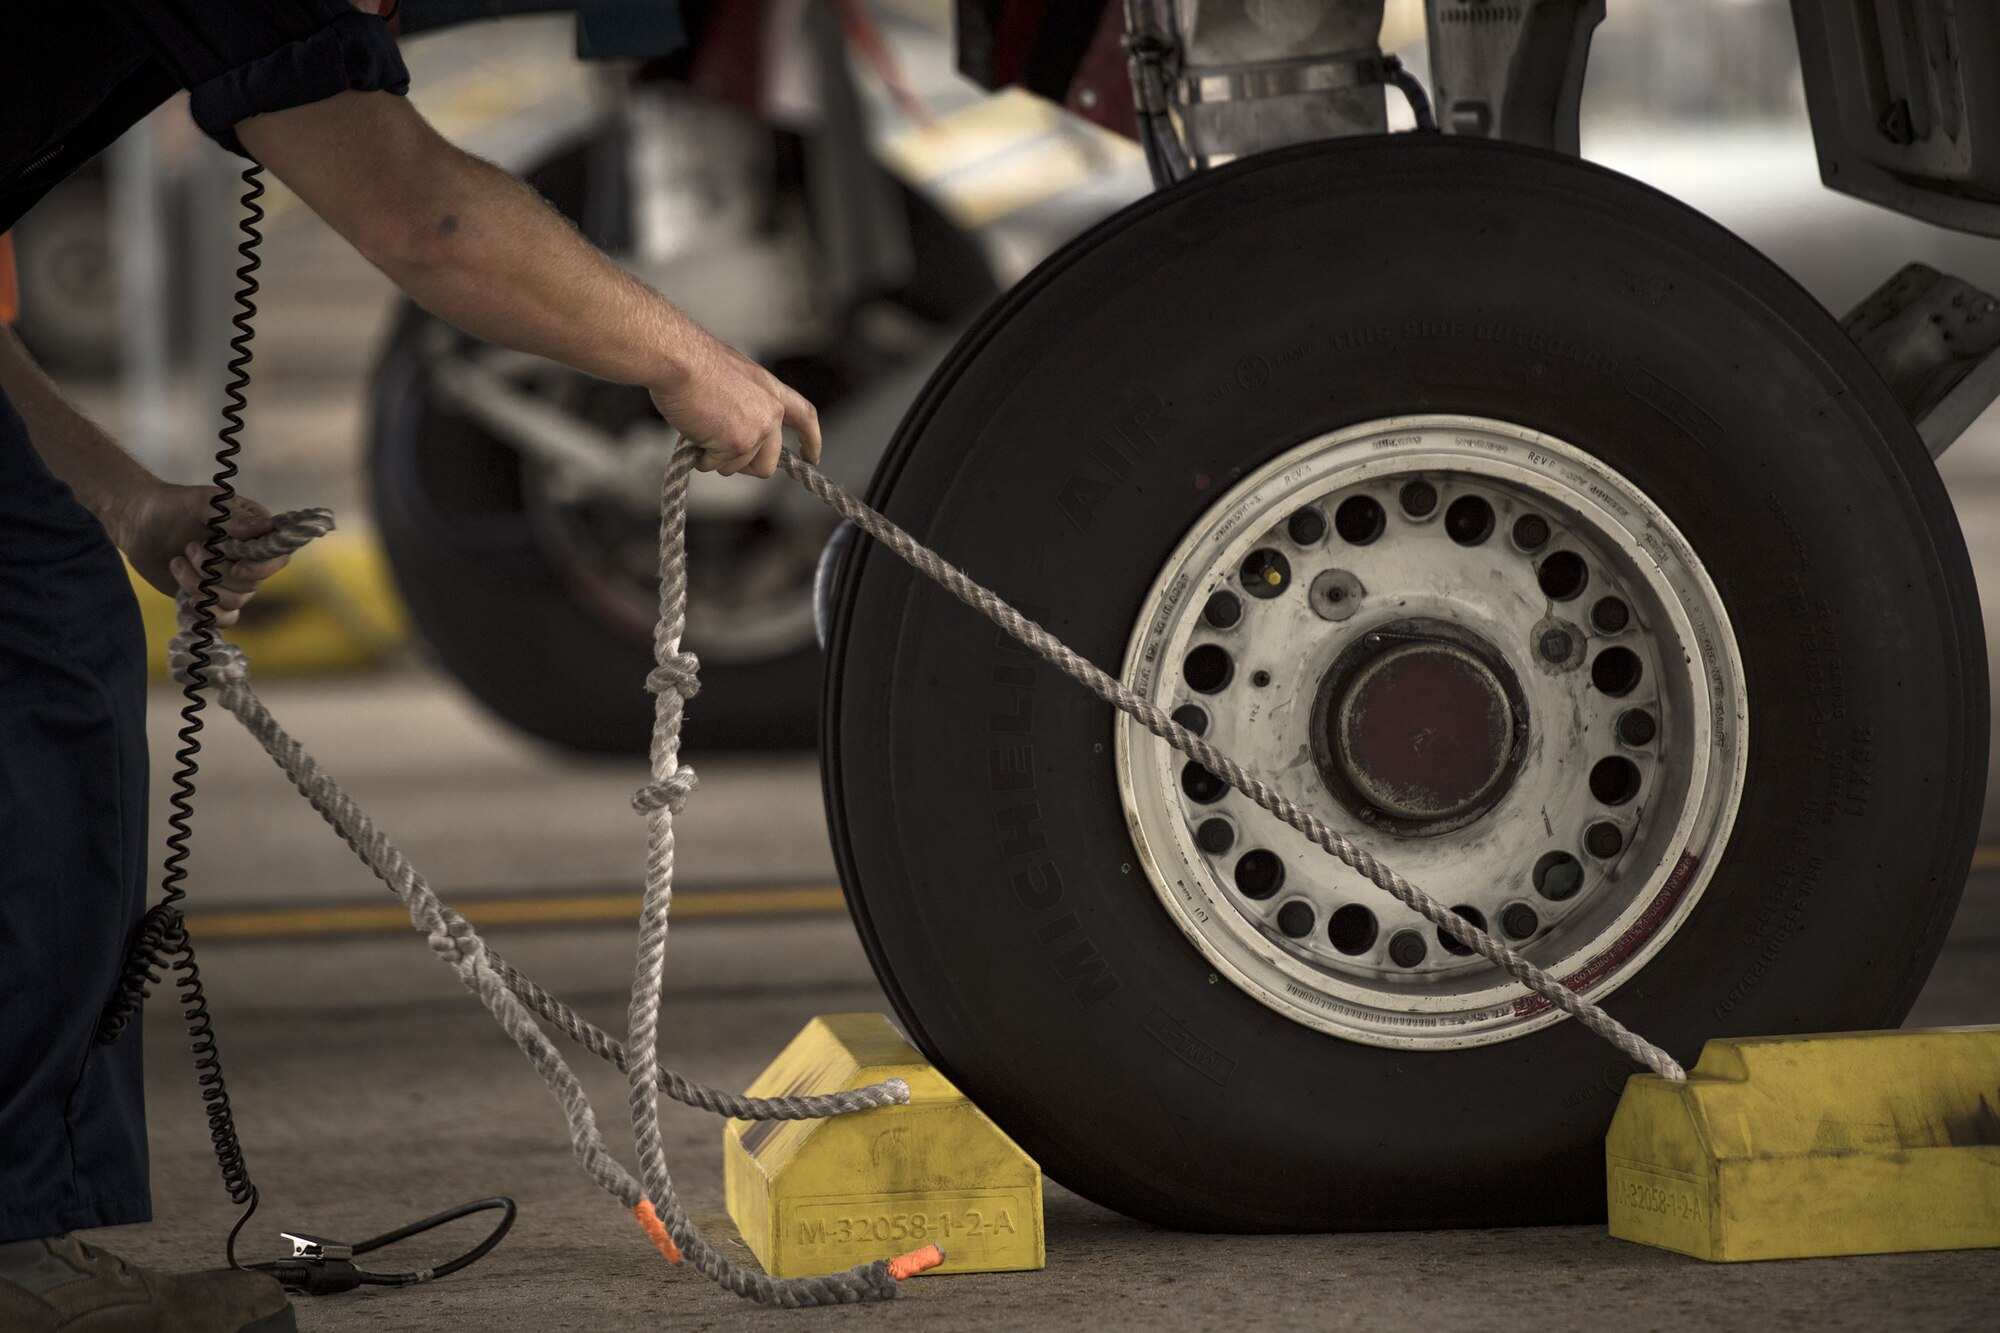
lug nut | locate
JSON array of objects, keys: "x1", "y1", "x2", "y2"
[
  {"x1": 1585, "y1": 821, "x2": 1624, "y2": 858},
  {"x1": 1399, "y1": 479, "x2": 1438, "y2": 518},
  {"x1": 1513, "y1": 513, "x2": 1551, "y2": 551},
  {"x1": 1204, "y1": 591, "x2": 1242, "y2": 629},
  {"x1": 1618, "y1": 708, "x2": 1657, "y2": 746},
  {"x1": 1196, "y1": 817, "x2": 1235, "y2": 854},
  {"x1": 1287, "y1": 507, "x2": 1328, "y2": 545},
  {"x1": 1388, "y1": 930, "x2": 1428, "y2": 968},
  {"x1": 1501, "y1": 903, "x2": 1539, "y2": 939},
  {"x1": 1539, "y1": 628, "x2": 1574, "y2": 663}
]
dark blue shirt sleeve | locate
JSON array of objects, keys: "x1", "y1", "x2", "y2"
[{"x1": 100, "y1": 2, "x2": 410, "y2": 157}]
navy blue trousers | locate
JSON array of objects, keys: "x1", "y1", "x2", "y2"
[{"x1": 0, "y1": 384, "x2": 151, "y2": 1241}]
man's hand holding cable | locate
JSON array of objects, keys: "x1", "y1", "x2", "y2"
[{"x1": 649, "y1": 329, "x2": 821, "y2": 479}]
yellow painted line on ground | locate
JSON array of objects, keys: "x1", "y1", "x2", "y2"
[
  {"x1": 167, "y1": 846, "x2": 2000, "y2": 940},
  {"x1": 188, "y1": 885, "x2": 847, "y2": 941}
]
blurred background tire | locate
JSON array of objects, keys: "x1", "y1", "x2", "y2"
[{"x1": 369, "y1": 99, "x2": 998, "y2": 752}]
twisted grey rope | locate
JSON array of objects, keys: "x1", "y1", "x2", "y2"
[{"x1": 172, "y1": 433, "x2": 1684, "y2": 1308}]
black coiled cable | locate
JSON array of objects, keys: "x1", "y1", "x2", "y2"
[
  {"x1": 88, "y1": 162, "x2": 513, "y2": 1289},
  {"x1": 97, "y1": 163, "x2": 269, "y2": 1255}
]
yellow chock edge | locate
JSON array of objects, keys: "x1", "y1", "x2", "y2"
[
  {"x1": 1607, "y1": 1026, "x2": 2000, "y2": 1261},
  {"x1": 130, "y1": 529, "x2": 410, "y2": 678}
]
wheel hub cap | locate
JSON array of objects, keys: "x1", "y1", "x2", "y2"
[{"x1": 1333, "y1": 639, "x2": 1514, "y2": 823}]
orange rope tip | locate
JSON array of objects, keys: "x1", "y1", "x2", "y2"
[
  {"x1": 887, "y1": 1244, "x2": 945, "y2": 1281},
  {"x1": 633, "y1": 1199, "x2": 683, "y2": 1265}
]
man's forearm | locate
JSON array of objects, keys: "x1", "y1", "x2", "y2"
[
  {"x1": 0, "y1": 329, "x2": 154, "y2": 523},
  {"x1": 239, "y1": 91, "x2": 707, "y2": 393}
]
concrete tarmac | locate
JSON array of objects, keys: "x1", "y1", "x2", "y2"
[{"x1": 66, "y1": 674, "x2": 2000, "y2": 1332}]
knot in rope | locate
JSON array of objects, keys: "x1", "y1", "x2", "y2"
[
  {"x1": 167, "y1": 507, "x2": 339, "y2": 688},
  {"x1": 426, "y1": 912, "x2": 484, "y2": 971},
  {"x1": 168, "y1": 637, "x2": 250, "y2": 688},
  {"x1": 645, "y1": 651, "x2": 701, "y2": 701},
  {"x1": 632, "y1": 766, "x2": 698, "y2": 816}
]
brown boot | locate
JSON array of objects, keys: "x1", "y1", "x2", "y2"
[{"x1": 0, "y1": 1236, "x2": 294, "y2": 1332}]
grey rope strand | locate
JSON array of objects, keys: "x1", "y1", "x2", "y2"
[
  {"x1": 183, "y1": 515, "x2": 910, "y2": 1120},
  {"x1": 622, "y1": 449, "x2": 900, "y2": 1304}
]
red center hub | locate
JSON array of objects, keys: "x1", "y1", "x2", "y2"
[{"x1": 1333, "y1": 642, "x2": 1515, "y2": 822}]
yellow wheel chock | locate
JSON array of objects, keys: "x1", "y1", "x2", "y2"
[
  {"x1": 1607, "y1": 1026, "x2": 2000, "y2": 1261},
  {"x1": 724, "y1": 1014, "x2": 1045, "y2": 1279}
]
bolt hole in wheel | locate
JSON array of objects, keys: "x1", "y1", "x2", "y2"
[
  {"x1": 1182, "y1": 762, "x2": 1227, "y2": 804},
  {"x1": 1241, "y1": 548, "x2": 1291, "y2": 597},
  {"x1": 1537, "y1": 550, "x2": 1589, "y2": 601},
  {"x1": 1590, "y1": 756, "x2": 1643, "y2": 806},
  {"x1": 1444, "y1": 496, "x2": 1494, "y2": 546},
  {"x1": 1119, "y1": 416, "x2": 1747, "y2": 1047},
  {"x1": 1437, "y1": 905, "x2": 1487, "y2": 956},
  {"x1": 1534, "y1": 851, "x2": 1585, "y2": 902},
  {"x1": 1590, "y1": 647, "x2": 1644, "y2": 696},
  {"x1": 1326, "y1": 903, "x2": 1379, "y2": 955},
  {"x1": 1183, "y1": 644, "x2": 1232, "y2": 693},
  {"x1": 1334, "y1": 495, "x2": 1386, "y2": 545},
  {"x1": 1235, "y1": 849, "x2": 1285, "y2": 900}
]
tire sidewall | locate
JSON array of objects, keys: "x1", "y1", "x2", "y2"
[{"x1": 825, "y1": 138, "x2": 1985, "y2": 1228}]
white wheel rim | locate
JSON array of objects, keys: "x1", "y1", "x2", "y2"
[{"x1": 1115, "y1": 415, "x2": 1748, "y2": 1049}]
